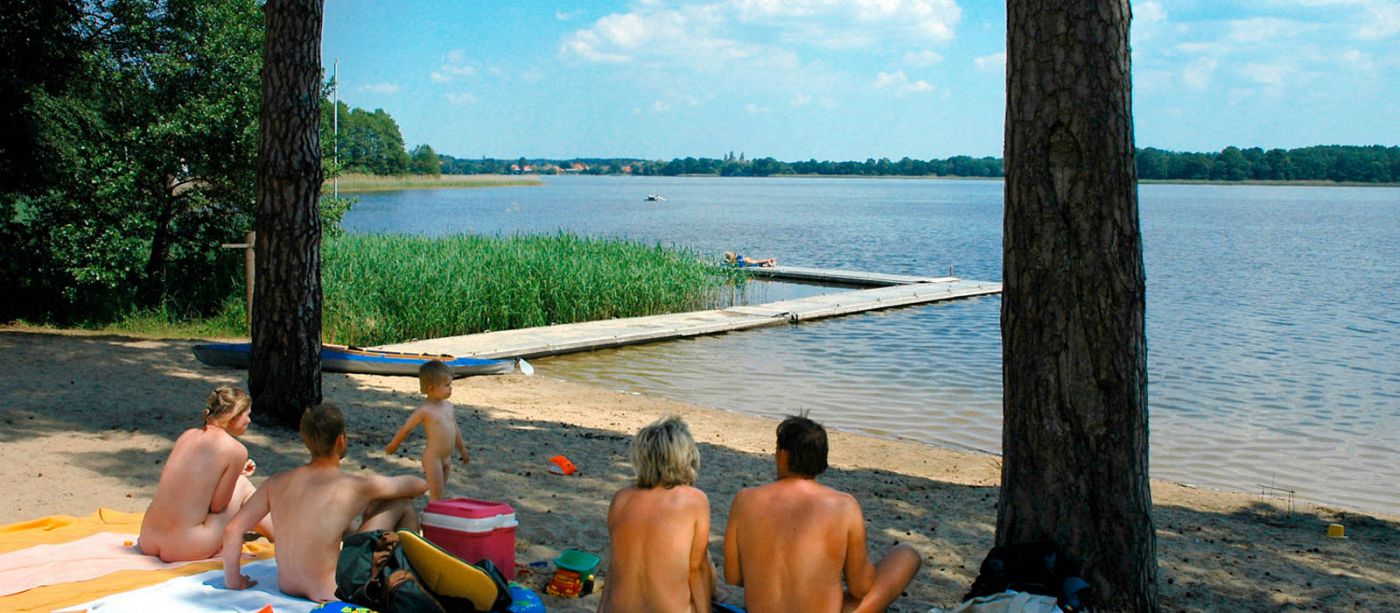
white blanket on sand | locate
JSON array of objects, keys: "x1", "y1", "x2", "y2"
[{"x1": 58, "y1": 559, "x2": 319, "y2": 613}]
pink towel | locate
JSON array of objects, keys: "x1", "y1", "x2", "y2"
[{"x1": 0, "y1": 532, "x2": 212, "y2": 597}]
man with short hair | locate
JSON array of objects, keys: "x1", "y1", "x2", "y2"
[
  {"x1": 221, "y1": 402, "x2": 427, "y2": 602},
  {"x1": 723, "y1": 415, "x2": 921, "y2": 612}
]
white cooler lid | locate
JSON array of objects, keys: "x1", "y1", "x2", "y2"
[{"x1": 421, "y1": 510, "x2": 519, "y2": 532}]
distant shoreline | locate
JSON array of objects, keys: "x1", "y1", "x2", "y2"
[
  {"x1": 539, "y1": 173, "x2": 1400, "y2": 187},
  {"x1": 329, "y1": 173, "x2": 541, "y2": 193}
]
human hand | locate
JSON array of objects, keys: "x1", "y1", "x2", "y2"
[
  {"x1": 459, "y1": 451, "x2": 470, "y2": 465},
  {"x1": 225, "y1": 573, "x2": 257, "y2": 590},
  {"x1": 242, "y1": 459, "x2": 256, "y2": 477}
]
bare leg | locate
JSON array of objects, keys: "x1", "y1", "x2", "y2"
[
  {"x1": 360, "y1": 498, "x2": 420, "y2": 533},
  {"x1": 229, "y1": 475, "x2": 274, "y2": 541},
  {"x1": 844, "y1": 544, "x2": 922, "y2": 613},
  {"x1": 423, "y1": 456, "x2": 446, "y2": 501}
]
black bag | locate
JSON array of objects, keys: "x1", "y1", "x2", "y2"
[{"x1": 964, "y1": 541, "x2": 1093, "y2": 611}]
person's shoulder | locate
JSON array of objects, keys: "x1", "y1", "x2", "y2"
[{"x1": 675, "y1": 484, "x2": 709, "y2": 502}]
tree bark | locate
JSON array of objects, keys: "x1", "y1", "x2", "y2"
[
  {"x1": 249, "y1": 0, "x2": 324, "y2": 427},
  {"x1": 1000, "y1": 1, "x2": 1157, "y2": 610}
]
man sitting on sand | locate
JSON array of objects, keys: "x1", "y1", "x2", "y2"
[
  {"x1": 600, "y1": 415, "x2": 715, "y2": 612},
  {"x1": 140, "y1": 387, "x2": 272, "y2": 562},
  {"x1": 723, "y1": 415, "x2": 921, "y2": 613},
  {"x1": 221, "y1": 402, "x2": 427, "y2": 602}
]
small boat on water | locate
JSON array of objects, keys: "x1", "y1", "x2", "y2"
[
  {"x1": 192, "y1": 343, "x2": 518, "y2": 377},
  {"x1": 645, "y1": 194, "x2": 666, "y2": 201}
]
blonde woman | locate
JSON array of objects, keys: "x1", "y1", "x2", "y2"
[
  {"x1": 600, "y1": 415, "x2": 715, "y2": 612},
  {"x1": 139, "y1": 387, "x2": 272, "y2": 561}
]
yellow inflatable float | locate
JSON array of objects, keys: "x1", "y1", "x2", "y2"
[{"x1": 396, "y1": 529, "x2": 503, "y2": 611}]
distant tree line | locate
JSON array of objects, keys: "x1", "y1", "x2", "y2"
[
  {"x1": 438, "y1": 146, "x2": 1400, "y2": 183},
  {"x1": 1137, "y1": 145, "x2": 1400, "y2": 183}
]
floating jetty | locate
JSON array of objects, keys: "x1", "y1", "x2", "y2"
[{"x1": 377, "y1": 266, "x2": 1001, "y2": 359}]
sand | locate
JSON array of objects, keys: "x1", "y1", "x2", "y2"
[{"x1": 1, "y1": 327, "x2": 1396, "y2": 611}]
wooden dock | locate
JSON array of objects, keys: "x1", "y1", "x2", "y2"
[{"x1": 377, "y1": 270, "x2": 1001, "y2": 360}]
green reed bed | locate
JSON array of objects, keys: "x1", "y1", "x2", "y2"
[{"x1": 322, "y1": 233, "x2": 744, "y2": 347}]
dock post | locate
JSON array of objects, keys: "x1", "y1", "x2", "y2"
[{"x1": 220, "y1": 231, "x2": 256, "y2": 333}]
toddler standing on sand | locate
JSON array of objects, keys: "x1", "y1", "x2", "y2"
[{"x1": 385, "y1": 360, "x2": 470, "y2": 501}]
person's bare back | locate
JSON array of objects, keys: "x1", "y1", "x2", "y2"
[
  {"x1": 724, "y1": 479, "x2": 864, "y2": 612},
  {"x1": 223, "y1": 403, "x2": 426, "y2": 602},
  {"x1": 603, "y1": 485, "x2": 713, "y2": 612},
  {"x1": 140, "y1": 388, "x2": 267, "y2": 562},
  {"x1": 723, "y1": 416, "x2": 920, "y2": 613}
]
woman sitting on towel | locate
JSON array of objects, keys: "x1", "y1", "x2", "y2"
[{"x1": 139, "y1": 387, "x2": 272, "y2": 561}]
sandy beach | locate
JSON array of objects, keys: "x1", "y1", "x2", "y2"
[{"x1": 1, "y1": 328, "x2": 1396, "y2": 611}]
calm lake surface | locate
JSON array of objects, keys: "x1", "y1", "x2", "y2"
[{"x1": 345, "y1": 176, "x2": 1400, "y2": 515}]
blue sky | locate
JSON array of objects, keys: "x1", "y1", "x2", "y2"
[{"x1": 322, "y1": 1, "x2": 1400, "y2": 161}]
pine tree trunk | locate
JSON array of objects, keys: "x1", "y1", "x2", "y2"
[
  {"x1": 999, "y1": 1, "x2": 1158, "y2": 610},
  {"x1": 249, "y1": 0, "x2": 324, "y2": 427}
]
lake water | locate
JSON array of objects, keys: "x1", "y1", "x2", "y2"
[{"x1": 345, "y1": 176, "x2": 1400, "y2": 516}]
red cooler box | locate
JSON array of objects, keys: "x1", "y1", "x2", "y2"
[{"x1": 421, "y1": 498, "x2": 518, "y2": 580}]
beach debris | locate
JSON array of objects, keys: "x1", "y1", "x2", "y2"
[{"x1": 1328, "y1": 523, "x2": 1346, "y2": 539}]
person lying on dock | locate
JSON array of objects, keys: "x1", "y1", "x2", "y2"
[
  {"x1": 600, "y1": 415, "x2": 715, "y2": 613},
  {"x1": 723, "y1": 415, "x2": 921, "y2": 613},
  {"x1": 724, "y1": 251, "x2": 778, "y2": 268},
  {"x1": 139, "y1": 387, "x2": 272, "y2": 562},
  {"x1": 221, "y1": 402, "x2": 426, "y2": 602},
  {"x1": 385, "y1": 359, "x2": 470, "y2": 501}
]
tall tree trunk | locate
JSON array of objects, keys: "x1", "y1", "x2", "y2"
[
  {"x1": 249, "y1": 0, "x2": 324, "y2": 427},
  {"x1": 999, "y1": 1, "x2": 1157, "y2": 611}
]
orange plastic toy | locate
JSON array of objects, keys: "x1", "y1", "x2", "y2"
[{"x1": 548, "y1": 455, "x2": 577, "y2": 476}]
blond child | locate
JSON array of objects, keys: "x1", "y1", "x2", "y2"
[
  {"x1": 385, "y1": 360, "x2": 469, "y2": 501},
  {"x1": 140, "y1": 387, "x2": 272, "y2": 562}
]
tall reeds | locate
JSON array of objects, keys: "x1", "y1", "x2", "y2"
[{"x1": 322, "y1": 233, "x2": 744, "y2": 346}]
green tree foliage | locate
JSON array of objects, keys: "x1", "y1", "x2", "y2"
[
  {"x1": 1, "y1": 0, "x2": 263, "y2": 322},
  {"x1": 409, "y1": 144, "x2": 441, "y2": 175},
  {"x1": 334, "y1": 105, "x2": 411, "y2": 174},
  {"x1": 1136, "y1": 145, "x2": 1399, "y2": 183}
]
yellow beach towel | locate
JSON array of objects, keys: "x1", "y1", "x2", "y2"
[{"x1": 0, "y1": 509, "x2": 272, "y2": 612}]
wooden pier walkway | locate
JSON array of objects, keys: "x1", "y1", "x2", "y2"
[{"x1": 377, "y1": 269, "x2": 1001, "y2": 360}]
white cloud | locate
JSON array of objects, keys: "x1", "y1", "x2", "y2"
[
  {"x1": 744, "y1": 103, "x2": 771, "y2": 114},
  {"x1": 652, "y1": 100, "x2": 672, "y2": 112},
  {"x1": 904, "y1": 50, "x2": 945, "y2": 67},
  {"x1": 1181, "y1": 57, "x2": 1218, "y2": 90},
  {"x1": 431, "y1": 49, "x2": 477, "y2": 83},
  {"x1": 556, "y1": 9, "x2": 585, "y2": 21},
  {"x1": 561, "y1": 0, "x2": 962, "y2": 66},
  {"x1": 358, "y1": 82, "x2": 400, "y2": 94},
  {"x1": 791, "y1": 93, "x2": 812, "y2": 106},
  {"x1": 973, "y1": 52, "x2": 1005, "y2": 71},
  {"x1": 874, "y1": 70, "x2": 934, "y2": 96},
  {"x1": 1225, "y1": 17, "x2": 1316, "y2": 44},
  {"x1": 1239, "y1": 63, "x2": 1291, "y2": 86},
  {"x1": 1356, "y1": 1, "x2": 1400, "y2": 39},
  {"x1": 1136, "y1": 1, "x2": 1167, "y2": 25},
  {"x1": 445, "y1": 92, "x2": 475, "y2": 106}
]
